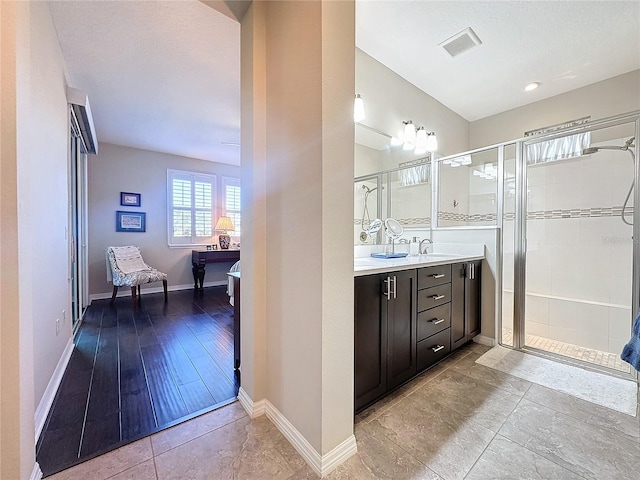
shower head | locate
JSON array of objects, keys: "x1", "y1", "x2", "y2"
[
  {"x1": 362, "y1": 185, "x2": 378, "y2": 194},
  {"x1": 583, "y1": 137, "x2": 636, "y2": 155}
]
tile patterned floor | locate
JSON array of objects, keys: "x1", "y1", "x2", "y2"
[
  {"x1": 501, "y1": 328, "x2": 630, "y2": 373},
  {"x1": 47, "y1": 343, "x2": 640, "y2": 480}
]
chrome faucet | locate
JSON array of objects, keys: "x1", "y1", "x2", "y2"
[{"x1": 419, "y1": 238, "x2": 432, "y2": 254}]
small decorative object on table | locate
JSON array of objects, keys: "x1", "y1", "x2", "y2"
[{"x1": 215, "y1": 216, "x2": 235, "y2": 250}]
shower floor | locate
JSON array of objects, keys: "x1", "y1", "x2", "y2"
[{"x1": 501, "y1": 328, "x2": 630, "y2": 373}]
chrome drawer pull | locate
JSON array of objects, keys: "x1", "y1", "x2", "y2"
[
  {"x1": 432, "y1": 345, "x2": 445, "y2": 353},
  {"x1": 430, "y1": 318, "x2": 445, "y2": 325},
  {"x1": 431, "y1": 274, "x2": 445, "y2": 279},
  {"x1": 431, "y1": 294, "x2": 445, "y2": 300}
]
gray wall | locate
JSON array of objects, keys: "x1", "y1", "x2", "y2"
[
  {"x1": 356, "y1": 48, "x2": 470, "y2": 163},
  {"x1": 470, "y1": 70, "x2": 640, "y2": 148},
  {"x1": 88, "y1": 142, "x2": 241, "y2": 298}
]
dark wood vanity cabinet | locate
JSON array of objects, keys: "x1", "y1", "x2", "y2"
[
  {"x1": 354, "y1": 269, "x2": 416, "y2": 411},
  {"x1": 451, "y1": 261, "x2": 482, "y2": 350},
  {"x1": 355, "y1": 260, "x2": 481, "y2": 413}
]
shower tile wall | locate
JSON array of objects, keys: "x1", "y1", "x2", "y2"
[{"x1": 503, "y1": 138, "x2": 634, "y2": 357}]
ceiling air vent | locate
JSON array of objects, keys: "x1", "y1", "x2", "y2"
[{"x1": 439, "y1": 27, "x2": 482, "y2": 58}]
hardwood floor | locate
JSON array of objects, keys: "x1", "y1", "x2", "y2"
[{"x1": 36, "y1": 286, "x2": 238, "y2": 477}]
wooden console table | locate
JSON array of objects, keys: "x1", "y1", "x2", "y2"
[{"x1": 191, "y1": 249, "x2": 240, "y2": 289}]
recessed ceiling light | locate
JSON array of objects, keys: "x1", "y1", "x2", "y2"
[{"x1": 524, "y1": 82, "x2": 541, "y2": 92}]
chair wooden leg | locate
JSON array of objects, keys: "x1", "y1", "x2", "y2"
[
  {"x1": 131, "y1": 286, "x2": 137, "y2": 307},
  {"x1": 110, "y1": 286, "x2": 118, "y2": 304},
  {"x1": 163, "y1": 279, "x2": 168, "y2": 303}
]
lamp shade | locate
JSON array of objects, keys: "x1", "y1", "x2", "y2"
[
  {"x1": 354, "y1": 94, "x2": 365, "y2": 122},
  {"x1": 215, "y1": 216, "x2": 235, "y2": 232},
  {"x1": 403, "y1": 121, "x2": 416, "y2": 150},
  {"x1": 415, "y1": 127, "x2": 428, "y2": 150},
  {"x1": 426, "y1": 132, "x2": 438, "y2": 152}
]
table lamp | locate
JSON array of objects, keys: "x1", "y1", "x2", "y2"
[{"x1": 215, "y1": 216, "x2": 235, "y2": 250}]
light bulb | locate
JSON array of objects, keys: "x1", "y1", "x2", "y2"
[
  {"x1": 354, "y1": 94, "x2": 365, "y2": 122},
  {"x1": 426, "y1": 132, "x2": 438, "y2": 152}
]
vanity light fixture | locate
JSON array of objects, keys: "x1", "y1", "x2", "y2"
[
  {"x1": 524, "y1": 82, "x2": 541, "y2": 92},
  {"x1": 425, "y1": 131, "x2": 438, "y2": 152},
  {"x1": 402, "y1": 121, "x2": 416, "y2": 150},
  {"x1": 354, "y1": 94, "x2": 366, "y2": 122}
]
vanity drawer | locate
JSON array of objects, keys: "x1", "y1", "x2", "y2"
[
  {"x1": 418, "y1": 264, "x2": 451, "y2": 290},
  {"x1": 417, "y1": 303, "x2": 451, "y2": 341},
  {"x1": 417, "y1": 283, "x2": 451, "y2": 312},
  {"x1": 417, "y1": 328, "x2": 451, "y2": 372}
]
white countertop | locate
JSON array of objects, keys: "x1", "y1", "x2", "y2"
[
  {"x1": 354, "y1": 253, "x2": 484, "y2": 276},
  {"x1": 354, "y1": 243, "x2": 485, "y2": 277}
]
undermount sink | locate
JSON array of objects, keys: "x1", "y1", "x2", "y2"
[{"x1": 421, "y1": 253, "x2": 462, "y2": 259}]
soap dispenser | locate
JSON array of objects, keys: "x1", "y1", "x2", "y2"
[{"x1": 410, "y1": 237, "x2": 420, "y2": 256}]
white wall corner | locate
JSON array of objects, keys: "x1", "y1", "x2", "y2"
[
  {"x1": 237, "y1": 387, "x2": 267, "y2": 419},
  {"x1": 264, "y1": 401, "x2": 357, "y2": 478},
  {"x1": 473, "y1": 334, "x2": 496, "y2": 347},
  {"x1": 30, "y1": 462, "x2": 43, "y2": 480},
  {"x1": 34, "y1": 337, "x2": 74, "y2": 441}
]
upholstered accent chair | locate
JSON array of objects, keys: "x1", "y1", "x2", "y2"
[{"x1": 106, "y1": 246, "x2": 167, "y2": 306}]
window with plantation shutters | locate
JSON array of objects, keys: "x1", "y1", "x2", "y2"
[
  {"x1": 222, "y1": 177, "x2": 241, "y2": 236},
  {"x1": 167, "y1": 170, "x2": 216, "y2": 246}
]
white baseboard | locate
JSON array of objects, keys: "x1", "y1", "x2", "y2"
[
  {"x1": 89, "y1": 280, "x2": 227, "y2": 303},
  {"x1": 237, "y1": 387, "x2": 267, "y2": 418},
  {"x1": 236, "y1": 388, "x2": 357, "y2": 477},
  {"x1": 473, "y1": 334, "x2": 496, "y2": 347},
  {"x1": 35, "y1": 338, "x2": 74, "y2": 442},
  {"x1": 30, "y1": 462, "x2": 42, "y2": 480},
  {"x1": 265, "y1": 401, "x2": 357, "y2": 478}
]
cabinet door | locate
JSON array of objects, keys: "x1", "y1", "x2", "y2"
[
  {"x1": 451, "y1": 262, "x2": 466, "y2": 350},
  {"x1": 386, "y1": 269, "x2": 417, "y2": 390},
  {"x1": 354, "y1": 274, "x2": 387, "y2": 411},
  {"x1": 466, "y1": 261, "x2": 482, "y2": 339}
]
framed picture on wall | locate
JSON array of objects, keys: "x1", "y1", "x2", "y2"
[
  {"x1": 116, "y1": 211, "x2": 146, "y2": 232},
  {"x1": 120, "y1": 192, "x2": 141, "y2": 207}
]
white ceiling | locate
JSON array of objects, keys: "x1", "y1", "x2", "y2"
[
  {"x1": 49, "y1": 1, "x2": 241, "y2": 165},
  {"x1": 357, "y1": 0, "x2": 640, "y2": 121},
  {"x1": 49, "y1": 1, "x2": 640, "y2": 165}
]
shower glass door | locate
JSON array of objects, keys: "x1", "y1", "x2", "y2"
[{"x1": 520, "y1": 122, "x2": 637, "y2": 374}]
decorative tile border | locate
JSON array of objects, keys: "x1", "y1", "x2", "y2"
[
  {"x1": 356, "y1": 206, "x2": 633, "y2": 226},
  {"x1": 504, "y1": 206, "x2": 633, "y2": 222},
  {"x1": 354, "y1": 218, "x2": 431, "y2": 226}
]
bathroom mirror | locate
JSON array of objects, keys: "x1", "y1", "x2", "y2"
[{"x1": 355, "y1": 123, "x2": 433, "y2": 246}]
